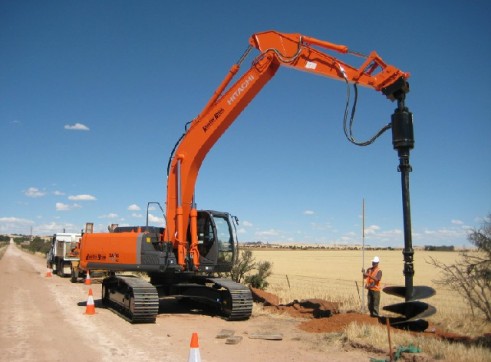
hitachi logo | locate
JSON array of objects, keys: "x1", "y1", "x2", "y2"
[{"x1": 227, "y1": 75, "x2": 255, "y2": 105}]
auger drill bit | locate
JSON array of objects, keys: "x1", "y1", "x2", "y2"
[{"x1": 382, "y1": 82, "x2": 436, "y2": 330}]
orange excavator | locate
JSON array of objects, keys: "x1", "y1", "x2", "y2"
[{"x1": 78, "y1": 30, "x2": 434, "y2": 326}]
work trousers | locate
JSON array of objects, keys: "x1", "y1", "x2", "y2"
[{"x1": 367, "y1": 289, "x2": 380, "y2": 317}]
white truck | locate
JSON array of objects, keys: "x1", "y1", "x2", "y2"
[{"x1": 46, "y1": 233, "x2": 81, "y2": 277}]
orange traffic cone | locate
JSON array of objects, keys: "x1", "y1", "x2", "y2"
[
  {"x1": 84, "y1": 270, "x2": 91, "y2": 285},
  {"x1": 45, "y1": 268, "x2": 53, "y2": 277},
  {"x1": 188, "y1": 332, "x2": 201, "y2": 362},
  {"x1": 85, "y1": 288, "x2": 96, "y2": 315}
]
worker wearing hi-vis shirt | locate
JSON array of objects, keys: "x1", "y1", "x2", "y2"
[{"x1": 363, "y1": 256, "x2": 382, "y2": 317}]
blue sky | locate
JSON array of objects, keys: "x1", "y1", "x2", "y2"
[{"x1": 1, "y1": 1, "x2": 490, "y2": 247}]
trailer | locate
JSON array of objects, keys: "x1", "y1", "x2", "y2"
[{"x1": 46, "y1": 233, "x2": 81, "y2": 277}]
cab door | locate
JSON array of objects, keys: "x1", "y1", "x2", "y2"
[{"x1": 195, "y1": 210, "x2": 236, "y2": 273}]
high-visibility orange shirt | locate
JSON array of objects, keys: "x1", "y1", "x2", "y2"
[{"x1": 365, "y1": 266, "x2": 382, "y2": 291}]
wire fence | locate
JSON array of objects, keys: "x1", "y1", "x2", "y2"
[
  {"x1": 266, "y1": 272, "x2": 468, "y2": 317},
  {"x1": 267, "y1": 273, "x2": 364, "y2": 310}
]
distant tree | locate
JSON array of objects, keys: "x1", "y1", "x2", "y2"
[
  {"x1": 14, "y1": 236, "x2": 30, "y2": 244},
  {"x1": 20, "y1": 237, "x2": 51, "y2": 255},
  {"x1": 428, "y1": 214, "x2": 491, "y2": 321},
  {"x1": 0, "y1": 236, "x2": 8, "y2": 249}
]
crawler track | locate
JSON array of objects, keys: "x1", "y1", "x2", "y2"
[
  {"x1": 102, "y1": 275, "x2": 159, "y2": 323},
  {"x1": 208, "y1": 278, "x2": 253, "y2": 320}
]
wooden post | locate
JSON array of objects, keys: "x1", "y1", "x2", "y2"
[{"x1": 386, "y1": 318, "x2": 393, "y2": 362}]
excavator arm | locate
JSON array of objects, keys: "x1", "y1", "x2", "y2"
[
  {"x1": 250, "y1": 31, "x2": 409, "y2": 95},
  {"x1": 164, "y1": 30, "x2": 410, "y2": 269}
]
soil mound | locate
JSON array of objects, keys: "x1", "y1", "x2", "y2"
[
  {"x1": 251, "y1": 288, "x2": 340, "y2": 319},
  {"x1": 250, "y1": 287, "x2": 489, "y2": 343}
]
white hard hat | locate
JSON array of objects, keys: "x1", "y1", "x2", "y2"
[{"x1": 372, "y1": 256, "x2": 380, "y2": 263}]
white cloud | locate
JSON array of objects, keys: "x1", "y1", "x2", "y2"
[
  {"x1": 131, "y1": 213, "x2": 143, "y2": 218},
  {"x1": 242, "y1": 220, "x2": 253, "y2": 227},
  {"x1": 364, "y1": 228, "x2": 402, "y2": 243},
  {"x1": 256, "y1": 229, "x2": 280, "y2": 237},
  {"x1": 64, "y1": 123, "x2": 90, "y2": 131},
  {"x1": 68, "y1": 194, "x2": 96, "y2": 201},
  {"x1": 423, "y1": 228, "x2": 462, "y2": 237},
  {"x1": 25, "y1": 187, "x2": 46, "y2": 198},
  {"x1": 0, "y1": 217, "x2": 33, "y2": 224},
  {"x1": 56, "y1": 202, "x2": 70, "y2": 211},
  {"x1": 0, "y1": 217, "x2": 34, "y2": 233},
  {"x1": 53, "y1": 190, "x2": 65, "y2": 196},
  {"x1": 303, "y1": 210, "x2": 315, "y2": 215},
  {"x1": 364, "y1": 224, "x2": 381, "y2": 235},
  {"x1": 451, "y1": 219, "x2": 464, "y2": 225},
  {"x1": 128, "y1": 204, "x2": 141, "y2": 211},
  {"x1": 35, "y1": 222, "x2": 78, "y2": 234},
  {"x1": 99, "y1": 213, "x2": 119, "y2": 219},
  {"x1": 55, "y1": 202, "x2": 81, "y2": 211},
  {"x1": 147, "y1": 213, "x2": 164, "y2": 224}
]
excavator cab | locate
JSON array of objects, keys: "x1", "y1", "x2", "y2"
[{"x1": 195, "y1": 210, "x2": 237, "y2": 273}]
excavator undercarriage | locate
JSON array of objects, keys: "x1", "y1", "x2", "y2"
[{"x1": 101, "y1": 274, "x2": 253, "y2": 323}]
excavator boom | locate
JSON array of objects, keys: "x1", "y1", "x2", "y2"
[{"x1": 164, "y1": 30, "x2": 410, "y2": 268}]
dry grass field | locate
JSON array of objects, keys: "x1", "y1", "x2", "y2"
[{"x1": 251, "y1": 249, "x2": 490, "y2": 337}]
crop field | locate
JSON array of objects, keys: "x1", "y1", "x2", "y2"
[{"x1": 251, "y1": 249, "x2": 488, "y2": 336}]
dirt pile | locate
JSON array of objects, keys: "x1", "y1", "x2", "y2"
[
  {"x1": 251, "y1": 287, "x2": 375, "y2": 333},
  {"x1": 250, "y1": 288, "x2": 490, "y2": 343},
  {"x1": 251, "y1": 287, "x2": 340, "y2": 319}
]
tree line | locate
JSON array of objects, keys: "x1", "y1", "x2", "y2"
[{"x1": 0, "y1": 234, "x2": 52, "y2": 255}]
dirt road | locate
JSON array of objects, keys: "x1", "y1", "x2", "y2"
[{"x1": 0, "y1": 242, "x2": 372, "y2": 361}]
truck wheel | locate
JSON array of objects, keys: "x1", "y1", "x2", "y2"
[
  {"x1": 70, "y1": 267, "x2": 79, "y2": 283},
  {"x1": 57, "y1": 262, "x2": 64, "y2": 277}
]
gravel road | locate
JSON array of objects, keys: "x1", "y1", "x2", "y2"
[{"x1": 0, "y1": 242, "x2": 370, "y2": 361}]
